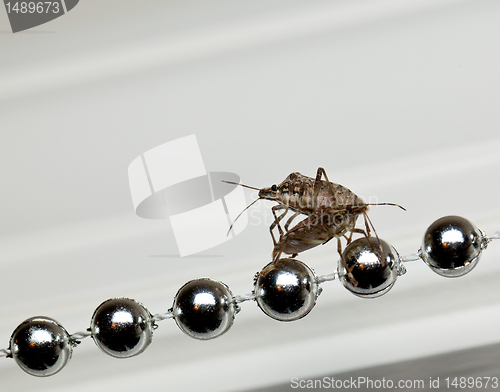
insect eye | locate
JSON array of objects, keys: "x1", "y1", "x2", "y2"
[{"x1": 271, "y1": 184, "x2": 278, "y2": 192}]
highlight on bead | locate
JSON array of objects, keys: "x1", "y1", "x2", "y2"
[
  {"x1": 172, "y1": 278, "x2": 239, "y2": 340},
  {"x1": 338, "y1": 237, "x2": 401, "y2": 299},
  {"x1": 91, "y1": 298, "x2": 154, "y2": 358},
  {"x1": 9, "y1": 317, "x2": 73, "y2": 377},
  {"x1": 254, "y1": 258, "x2": 320, "y2": 321},
  {"x1": 420, "y1": 215, "x2": 487, "y2": 277}
]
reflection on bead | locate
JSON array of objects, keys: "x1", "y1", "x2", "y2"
[
  {"x1": 173, "y1": 278, "x2": 237, "y2": 340},
  {"x1": 420, "y1": 215, "x2": 486, "y2": 277},
  {"x1": 91, "y1": 298, "x2": 153, "y2": 358},
  {"x1": 10, "y1": 317, "x2": 72, "y2": 377},
  {"x1": 254, "y1": 258, "x2": 319, "y2": 321},
  {"x1": 339, "y1": 237, "x2": 400, "y2": 298}
]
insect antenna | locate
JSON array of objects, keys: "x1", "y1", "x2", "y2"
[
  {"x1": 226, "y1": 197, "x2": 261, "y2": 236},
  {"x1": 365, "y1": 202, "x2": 406, "y2": 211},
  {"x1": 221, "y1": 180, "x2": 261, "y2": 191},
  {"x1": 222, "y1": 180, "x2": 263, "y2": 236}
]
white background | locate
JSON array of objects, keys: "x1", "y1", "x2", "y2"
[{"x1": 1, "y1": 0, "x2": 500, "y2": 391}]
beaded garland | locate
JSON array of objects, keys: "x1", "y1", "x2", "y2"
[{"x1": 1, "y1": 215, "x2": 497, "y2": 377}]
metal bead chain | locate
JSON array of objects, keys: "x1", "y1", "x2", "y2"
[{"x1": 1, "y1": 215, "x2": 497, "y2": 377}]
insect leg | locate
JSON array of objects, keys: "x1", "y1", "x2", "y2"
[
  {"x1": 316, "y1": 167, "x2": 330, "y2": 183},
  {"x1": 350, "y1": 216, "x2": 386, "y2": 267},
  {"x1": 362, "y1": 211, "x2": 384, "y2": 256},
  {"x1": 315, "y1": 167, "x2": 336, "y2": 196},
  {"x1": 272, "y1": 241, "x2": 284, "y2": 263},
  {"x1": 362, "y1": 212, "x2": 372, "y2": 237},
  {"x1": 284, "y1": 211, "x2": 300, "y2": 231},
  {"x1": 337, "y1": 236, "x2": 358, "y2": 287},
  {"x1": 273, "y1": 232, "x2": 298, "y2": 261},
  {"x1": 312, "y1": 168, "x2": 324, "y2": 208},
  {"x1": 269, "y1": 205, "x2": 288, "y2": 246},
  {"x1": 350, "y1": 227, "x2": 369, "y2": 238}
]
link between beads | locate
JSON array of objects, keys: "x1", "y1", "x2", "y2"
[
  {"x1": 234, "y1": 293, "x2": 256, "y2": 303},
  {"x1": 402, "y1": 253, "x2": 421, "y2": 262},
  {"x1": 69, "y1": 329, "x2": 92, "y2": 345},
  {"x1": 485, "y1": 231, "x2": 500, "y2": 242},
  {"x1": 152, "y1": 311, "x2": 174, "y2": 322},
  {"x1": 316, "y1": 271, "x2": 337, "y2": 284}
]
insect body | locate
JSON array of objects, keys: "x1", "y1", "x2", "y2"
[
  {"x1": 225, "y1": 167, "x2": 404, "y2": 271},
  {"x1": 257, "y1": 169, "x2": 368, "y2": 261}
]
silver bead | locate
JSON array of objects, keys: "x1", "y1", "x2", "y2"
[
  {"x1": 90, "y1": 298, "x2": 153, "y2": 358},
  {"x1": 173, "y1": 278, "x2": 237, "y2": 340},
  {"x1": 420, "y1": 215, "x2": 486, "y2": 277},
  {"x1": 254, "y1": 258, "x2": 319, "y2": 321},
  {"x1": 10, "y1": 316, "x2": 72, "y2": 377},
  {"x1": 339, "y1": 237, "x2": 400, "y2": 298}
]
